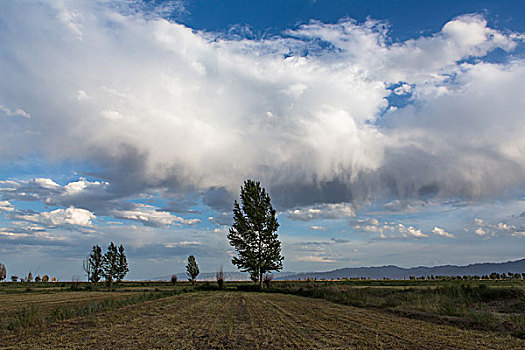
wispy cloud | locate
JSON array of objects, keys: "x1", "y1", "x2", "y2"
[
  {"x1": 353, "y1": 219, "x2": 429, "y2": 239},
  {"x1": 287, "y1": 203, "x2": 355, "y2": 221},
  {"x1": 110, "y1": 204, "x2": 200, "y2": 227}
]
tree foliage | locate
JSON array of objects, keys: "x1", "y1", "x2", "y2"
[
  {"x1": 186, "y1": 255, "x2": 199, "y2": 286},
  {"x1": 102, "y1": 242, "x2": 119, "y2": 290},
  {"x1": 88, "y1": 245, "x2": 104, "y2": 283},
  {"x1": 0, "y1": 263, "x2": 6, "y2": 282},
  {"x1": 227, "y1": 179, "x2": 283, "y2": 289},
  {"x1": 116, "y1": 244, "x2": 129, "y2": 282}
]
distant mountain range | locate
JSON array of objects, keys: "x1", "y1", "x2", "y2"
[
  {"x1": 148, "y1": 258, "x2": 525, "y2": 281},
  {"x1": 280, "y1": 258, "x2": 525, "y2": 280}
]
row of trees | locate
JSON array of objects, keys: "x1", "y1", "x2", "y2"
[
  {"x1": 408, "y1": 273, "x2": 525, "y2": 280},
  {"x1": 83, "y1": 242, "x2": 128, "y2": 290},
  {"x1": 0, "y1": 264, "x2": 57, "y2": 283}
]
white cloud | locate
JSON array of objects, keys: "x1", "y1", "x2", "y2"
[
  {"x1": 286, "y1": 203, "x2": 355, "y2": 221},
  {"x1": 165, "y1": 241, "x2": 201, "y2": 248},
  {"x1": 353, "y1": 219, "x2": 429, "y2": 239},
  {"x1": 472, "y1": 217, "x2": 524, "y2": 238},
  {"x1": 310, "y1": 225, "x2": 326, "y2": 231},
  {"x1": 63, "y1": 179, "x2": 109, "y2": 196},
  {"x1": 0, "y1": 104, "x2": 30, "y2": 118},
  {"x1": 33, "y1": 178, "x2": 61, "y2": 189},
  {"x1": 432, "y1": 226, "x2": 455, "y2": 238},
  {"x1": 0, "y1": 200, "x2": 14, "y2": 212},
  {"x1": 110, "y1": 204, "x2": 200, "y2": 227},
  {"x1": 393, "y1": 83, "x2": 412, "y2": 95},
  {"x1": 76, "y1": 90, "x2": 89, "y2": 101},
  {"x1": 17, "y1": 206, "x2": 96, "y2": 227},
  {"x1": 0, "y1": 177, "x2": 111, "y2": 207},
  {"x1": 0, "y1": 2, "x2": 523, "y2": 210}
]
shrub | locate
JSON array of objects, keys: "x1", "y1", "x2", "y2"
[
  {"x1": 264, "y1": 273, "x2": 274, "y2": 289},
  {"x1": 171, "y1": 274, "x2": 178, "y2": 285},
  {"x1": 35, "y1": 276, "x2": 41, "y2": 282},
  {"x1": 42, "y1": 275, "x2": 49, "y2": 282}
]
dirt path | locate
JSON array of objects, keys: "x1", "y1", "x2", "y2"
[{"x1": 2, "y1": 292, "x2": 523, "y2": 349}]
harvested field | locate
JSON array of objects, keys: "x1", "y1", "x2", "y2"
[
  {"x1": 2, "y1": 291, "x2": 523, "y2": 349},
  {"x1": 0, "y1": 290, "x2": 142, "y2": 330}
]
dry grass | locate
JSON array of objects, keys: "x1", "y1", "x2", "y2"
[{"x1": 2, "y1": 291, "x2": 524, "y2": 349}]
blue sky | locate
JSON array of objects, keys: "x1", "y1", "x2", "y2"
[{"x1": 1, "y1": 0, "x2": 524, "y2": 280}]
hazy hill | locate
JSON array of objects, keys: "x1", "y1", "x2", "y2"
[
  {"x1": 147, "y1": 258, "x2": 525, "y2": 281},
  {"x1": 281, "y1": 258, "x2": 525, "y2": 280}
]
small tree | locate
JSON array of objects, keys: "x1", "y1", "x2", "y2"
[
  {"x1": 102, "y1": 242, "x2": 119, "y2": 290},
  {"x1": 27, "y1": 271, "x2": 33, "y2": 282},
  {"x1": 115, "y1": 244, "x2": 129, "y2": 282},
  {"x1": 186, "y1": 255, "x2": 199, "y2": 286},
  {"x1": 82, "y1": 258, "x2": 93, "y2": 282},
  {"x1": 35, "y1": 275, "x2": 41, "y2": 282},
  {"x1": 42, "y1": 275, "x2": 49, "y2": 282},
  {"x1": 171, "y1": 274, "x2": 178, "y2": 285},
  {"x1": 228, "y1": 180, "x2": 284, "y2": 289},
  {"x1": 216, "y1": 266, "x2": 224, "y2": 290},
  {"x1": 88, "y1": 245, "x2": 104, "y2": 283},
  {"x1": 0, "y1": 263, "x2": 6, "y2": 282}
]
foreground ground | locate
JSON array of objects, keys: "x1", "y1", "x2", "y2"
[{"x1": 2, "y1": 290, "x2": 524, "y2": 349}]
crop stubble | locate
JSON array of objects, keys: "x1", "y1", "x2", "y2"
[{"x1": 2, "y1": 291, "x2": 524, "y2": 349}]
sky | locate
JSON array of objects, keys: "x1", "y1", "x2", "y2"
[{"x1": 1, "y1": 0, "x2": 524, "y2": 280}]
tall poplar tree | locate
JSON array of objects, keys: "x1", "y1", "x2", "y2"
[
  {"x1": 102, "y1": 242, "x2": 118, "y2": 290},
  {"x1": 228, "y1": 180, "x2": 283, "y2": 289},
  {"x1": 116, "y1": 244, "x2": 129, "y2": 282},
  {"x1": 88, "y1": 245, "x2": 103, "y2": 283}
]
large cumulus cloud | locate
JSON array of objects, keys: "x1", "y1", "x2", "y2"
[{"x1": 1, "y1": 1, "x2": 524, "y2": 210}]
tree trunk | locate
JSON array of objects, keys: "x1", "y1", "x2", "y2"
[{"x1": 259, "y1": 271, "x2": 263, "y2": 290}]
